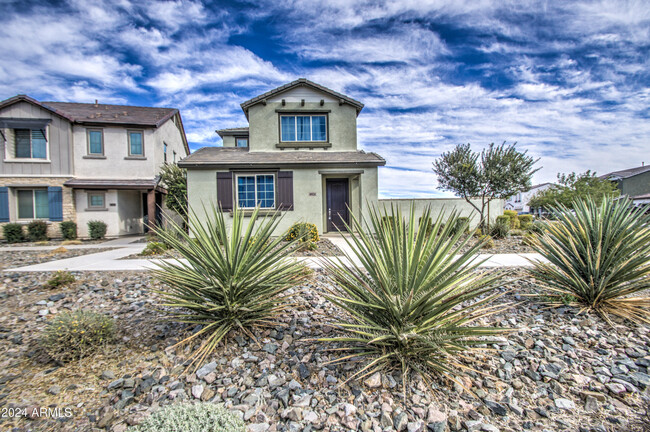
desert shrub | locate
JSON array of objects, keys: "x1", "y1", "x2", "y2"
[
  {"x1": 526, "y1": 220, "x2": 545, "y2": 234},
  {"x1": 418, "y1": 216, "x2": 433, "y2": 236},
  {"x1": 518, "y1": 214, "x2": 533, "y2": 229},
  {"x1": 510, "y1": 229, "x2": 524, "y2": 237},
  {"x1": 131, "y1": 403, "x2": 244, "y2": 432},
  {"x1": 522, "y1": 232, "x2": 537, "y2": 246},
  {"x1": 495, "y1": 215, "x2": 510, "y2": 226},
  {"x1": 152, "y1": 206, "x2": 308, "y2": 371},
  {"x1": 87, "y1": 220, "x2": 107, "y2": 240},
  {"x1": 490, "y1": 219, "x2": 510, "y2": 239},
  {"x1": 285, "y1": 222, "x2": 319, "y2": 243},
  {"x1": 503, "y1": 210, "x2": 520, "y2": 229},
  {"x1": 27, "y1": 220, "x2": 48, "y2": 241},
  {"x1": 449, "y1": 216, "x2": 470, "y2": 236},
  {"x1": 60, "y1": 221, "x2": 77, "y2": 240},
  {"x1": 321, "y1": 204, "x2": 505, "y2": 387},
  {"x1": 61, "y1": 240, "x2": 81, "y2": 245},
  {"x1": 3, "y1": 223, "x2": 25, "y2": 243},
  {"x1": 529, "y1": 196, "x2": 650, "y2": 323},
  {"x1": 41, "y1": 310, "x2": 114, "y2": 363},
  {"x1": 141, "y1": 241, "x2": 169, "y2": 256},
  {"x1": 479, "y1": 235, "x2": 495, "y2": 249},
  {"x1": 45, "y1": 271, "x2": 75, "y2": 289}
]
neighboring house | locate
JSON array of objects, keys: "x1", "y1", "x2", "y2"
[
  {"x1": 504, "y1": 183, "x2": 552, "y2": 214},
  {"x1": 0, "y1": 95, "x2": 189, "y2": 238},
  {"x1": 599, "y1": 164, "x2": 650, "y2": 206},
  {"x1": 180, "y1": 79, "x2": 386, "y2": 235}
]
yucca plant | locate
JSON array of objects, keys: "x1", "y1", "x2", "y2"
[
  {"x1": 321, "y1": 205, "x2": 507, "y2": 390},
  {"x1": 152, "y1": 205, "x2": 308, "y2": 371},
  {"x1": 528, "y1": 196, "x2": 650, "y2": 323}
]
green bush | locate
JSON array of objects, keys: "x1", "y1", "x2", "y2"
[
  {"x1": 518, "y1": 214, "x2": 534, "y2": 229},
  {"x1": 27, "y1": 220, "x2": 48, "y2": 242},
  {"x1": 495, "y1": 215, "x2": 510, "y2": 225},
  {"x1": 526, "y1": 220, "x2": 545, "y2": 234},
  {"x1": 450, "y1": 217, "x2": 470, "y2": 235},
  {"x1": 41, "y1": 310, "x2": 114, "y2": 363},
  {"x1": 529, "y1": 197, "x2": 650, "y2": 323},
  {"x1": 418, "y1": 216, "x2": 433, "y2": 236},
  {"x1": 152, "y1": 206, "x2": 308, "y2": 371},
  {"x1": 141, "y1": 241, "x2": 169, "y2": 256},
  {"x1": 45, "y1": 271, "x2": 75, "y2": 289},
  {"x1": 479, "y1": 235, "x2": 495, "y2": 249},
  {"x1": 321, "y1": 205, "x2": 505, "y2": 386},
  {"x1": 522, "y1": 232, "x2": 538, "y2": 247},
  {"x1": 131, "y1": 403, "x2": 245, "y2": 432},
  {"x1": 60, "y1": 221, "x2": 77, "y2": 240},
  {"x1": 3, "y1": 223, "x2": 25, "y2": 243},
  {"x1": 503, "y1": 210, "x2": 520, "y2": 229},
  {"x1": 87, "y1": 220, "x2": 107, "y2": 240},
  {"x1": 285, "y1": 222, "x2": 319, "y2": 243},
  {"x1": 490, "y1": 219, "x2": 510, "y2": 239}
]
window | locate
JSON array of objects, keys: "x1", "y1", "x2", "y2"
[
  {"x1": 164, "y1": 142, "x2": 168, "y2": 163},
  {"x1": 280, "y1": 115, "x2": 327, "y2": 142},
  {"x1": 87, "y1": 192, "x2": 106, "y2": 209},
  {"x1": 87, "y1": 129, "x2": 103, "y2": 155},
  {"x1": 236, "y1": 174, "x2": 275, "y2": 209},
  {"x1": 17, "y1": 189, "x2": 49, "y2": 219},
  {"x1": 236, "y1": 137, "x2": 248, "y2": 148},
  {"x1": 128, "y1": 130, "x2": 144, "y2": 156},
  {"x1": 15, "y1": 129, "x2": 47, "y2": 159}
]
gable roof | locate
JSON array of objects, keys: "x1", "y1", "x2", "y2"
[
  {"x1": 600, "y1": 165, "x2": 650, "y2": 180},
  {"x1": 179, "y1": 147, "x2": 385, "y2": 169},
  {"x1": 240, "y1": 78, "x2": 364, "y2": 118}
]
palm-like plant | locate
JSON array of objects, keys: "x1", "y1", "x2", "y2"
[
  {"x1": 152, "y1": 206, "x2": 308, "y2": 371},
  {"x1": 529, "y1": 196, "x2": 650, "y2": 323},
  {"x1": 321, "y1": 205, "x2": 507, "y2": 389}
]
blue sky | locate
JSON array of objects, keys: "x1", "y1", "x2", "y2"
[{"x1": 1, "y1": 0, "x2": 648, "y2": 198}]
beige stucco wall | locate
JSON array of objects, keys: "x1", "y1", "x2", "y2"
[
  {"x1": 75, "y1": 189, "x2": 145, "y2": 238},
  {"x1": 378, "y1": 198, "x2": 504, "y2": 229}
]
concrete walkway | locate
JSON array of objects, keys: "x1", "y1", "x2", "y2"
[
  {"x1": 3, "y1": 234, "x2": 546, "y2": 272},
  {"x1": 0, "y1": 235, "x2": 145, "y2": 251}
]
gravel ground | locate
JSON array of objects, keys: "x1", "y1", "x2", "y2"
[
  {"x1": 0, "y1": 248, "x2": 118, "y2": 271},
  {"x1": 458, "y1": 236, "x2": 536, "y2": 254},
  {"x1": 0, "y1": 239, "x2": 108, "y2": 248},
  {"x1": 0, "y1": 269, "x2": 647, "y2": 432}
]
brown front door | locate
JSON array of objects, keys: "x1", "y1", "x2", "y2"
[{"x1": 326, "y1": 178, "x2": 349, "y2": 232}]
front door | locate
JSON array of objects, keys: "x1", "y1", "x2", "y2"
[{"x1": 326, "y1": 179, "x2": 349, "y2": 232}]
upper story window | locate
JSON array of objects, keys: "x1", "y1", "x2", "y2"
[
  {"x1": 164, "y1": 142, "x2": 168, "y2": 163},
  {"x1": 128, "y1": 130, "x2": 144, "y2": 156},
  {"x1": 15, "y1": 129, "x2": 47, "y2": 159},
  {"x1": 280, "y1": 115, "x2": 327, "y2": 142},
  {"x1": 236, "y1": 137, "x2": 248, "y2": 148},
  {"x1": 17, "y1": 189, "x2": 49, "y2": 219},
  {"x1": 87, "y1": 129, "x2": 104, "y2": 155},
  {"x1": 236, "y1": 174, "x2": 275, "y2": 209}
]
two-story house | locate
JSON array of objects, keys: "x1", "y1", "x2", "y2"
[
  {"x1": 599, "y1": 164, "x2": 650, "y2": 206},
  {"x1": 504, "y1": 183, "x2": 552, "y2": 215},
  {"x1": 0, "y1": 95, "x2": 189, "y2": 238},
  {"x1": 180, "y1": 79, "x2": 385, "y2": 234}
]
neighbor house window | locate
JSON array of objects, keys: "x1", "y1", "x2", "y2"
[
  {"x1": 87, "y1": 129, "x2": 104, "y2": 155},
  {"x1": 163, "y1": 142, "x2": 168, "y2": 163},
  {"x1": 280, "y1": 115, "x2": 326, "y2": 142},
  {"x1": 15, "y1": 129, "x2": 47, "y2": 159},
  {"x1": 236, "y1": 137, "x2": 248, "y2": 147},
  {"x1": 87, "y1": 192, "x2": 106, "y2": 209},
  {"x1": 17, "y1": 189, "x2": 49, "y2": 219},
  {"x1": 128, "y1": 130, "x2": 144, "y2": 156},
  {"x1": 236, "y1": 174, "x2": 275, "y2": 209}
]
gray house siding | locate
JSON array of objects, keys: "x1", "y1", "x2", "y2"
[
  {"x1": 619, "y1": 170, "x2": 650, "y2": 197},
  {"x1": 0, "y1": 101, "x2": 73, "y2": 176}
]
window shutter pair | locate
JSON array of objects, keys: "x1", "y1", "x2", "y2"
[
  {"x1": 0, "y1": 187, "x2": 8, "y2": 222},
  {"x1": 216, "y1": 171, "x2": 294, "y2": 211},
  {"x1": 47, "y1": 187, "x2": 63, "y2": 221}
]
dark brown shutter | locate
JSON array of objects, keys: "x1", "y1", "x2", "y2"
[
  {"x1": 216, "y1": 172, "x2": 233, "y2": 211},
  {"x1": 277, "y1": 171, "x2": 293, "y2": 210}
]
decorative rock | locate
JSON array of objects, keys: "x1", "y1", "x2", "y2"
[
  {"x1": 554, "y1": 398, "x2": 575, "y2": 410},
  {"x1": 394, "y1": 412, "x2": 408, "y2": 431},
  {"x1": 101, "y1": 371, "x2": 115, "y2": 380},
  {"x1": 407, "y1": 421, "x2": 425, "y2": 432},
  {"x1": 108, "y1": 378, "x2": 124, "y2": 390},
  {"x1": 263, "y1": 343, "x2": 278, "y2": 354},
  {"x1": 364, "y1": 372, "x2": 382, "y2": 388},
  {"x1": 585, "y1": 396, "x2": 599, "y2": 412},
  {"x1": 196, "y1": 362, "x2": 217, "y2": 379},
  {"x1": 248, "y1": 423, "x2": 270, "y2": 432},
  {"x1": 47, "y1": 385, "x2": 61, "y2": 395},
  {"x1": 605, "y1": 383, "x2": 627, "y2": 395},
  {"x1": 191, "y1": 384, "x2": 204, "y2": 399},
  {"x1": 484, "y1": 400, "x2": 507, "y2": 416}
]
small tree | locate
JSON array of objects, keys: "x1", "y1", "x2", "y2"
[
  {"x1": 528, "y1": 170, "x2": 619, "y2": 214},
  {"x1": 159, "y1": 163, "x2": 187, "y2": 217},
  {"x1": 433, "y1": 142, "x2": 539, "y2": 230}
]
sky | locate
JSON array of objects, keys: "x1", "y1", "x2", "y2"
[{"x1": 1, "y1": 0, "x2": 648, "y2": 198}]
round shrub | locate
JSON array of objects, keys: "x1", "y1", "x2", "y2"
[
  {"x1": 451, "y1": 217, "x2": 470, "y2": 235},
  {"x1": 518, "y1": 214, "x2": 534, "y2": 229},
  {"x1": 131, "y1": 403, "x2": 245, "y2": 432},
  {"x1": 45, "y1": 271, "x2": 76, "y2": 289},
  {"x1": 3, "y1": 223, "x2": 25, "y2": 243},
  {"x1": 285, "y1": 222, "x2": 319, "y2": 243},
  {"x1": 141, "y1": 241, "x2": 169, "y2": 256},
  {"x1": 41, "y1": 310, "x2": 114, "y2": 363},
  {"x1": 87, "y1": 220, "x2": 107, "y2": 240},
  {"x1": 490, "y1": 219, "x2": 510, "y2": 239},
  {"x1": 28, "y1": 220, "x2": 48, "y2": 242},
  {"x1": 60, "y1": 221, "x2": 77, "y2": 240},
  {"x1": 495, "y1": 215, "x2": 510, "y2": 226},
  {"x1": 479, "y1": 235, "x2": 495, "y2": 249},
  {"x1": 503, "y1": 210, "x2": 521, "y2": 229}
]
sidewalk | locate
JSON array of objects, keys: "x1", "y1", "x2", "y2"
[{"x1": 0, "y1": 236, "x2": 145, "y2": 251}]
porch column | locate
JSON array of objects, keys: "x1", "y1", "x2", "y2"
[{"x1": 147, "y1": 189, "x2": 157, "y2": 230}]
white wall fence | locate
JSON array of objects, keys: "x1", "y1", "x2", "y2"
[{"x1": 377, "y1": 198, "x2": 504, "y2": 229}]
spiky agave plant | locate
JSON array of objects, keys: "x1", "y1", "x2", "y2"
[
  {"x1": 321, "y1": 205, "x2": 507, "y2": 389},
  {"x1": 529, "y1": 196, "x2": 650, "y2": 323},
  {"x1": 152, "y1": 205, "x2": 308, "y2": 371}
]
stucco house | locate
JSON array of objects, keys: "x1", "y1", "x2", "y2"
[
  {"x1": 180, "y1": 79, "x2": 386, "y2": 234},
  {"x1": 600, "y1": 164, "x2": 650, "y2": 206},
  {"x1": 0, "y1": 95, "x2": 189, "y2": 238},
  {"x1": 504, "y1": 183, "x2": 552, "y2": 214}
]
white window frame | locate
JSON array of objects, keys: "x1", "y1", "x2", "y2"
[
  {"x1": 16, "y1": 188, "x2": 49, "y2": 220},
  {"x1": 279, "y1": 115, "x2": 327, "y2": 142},
  {"x1": 235, "y1": 173, "x2": 276, "y2": 209}
]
